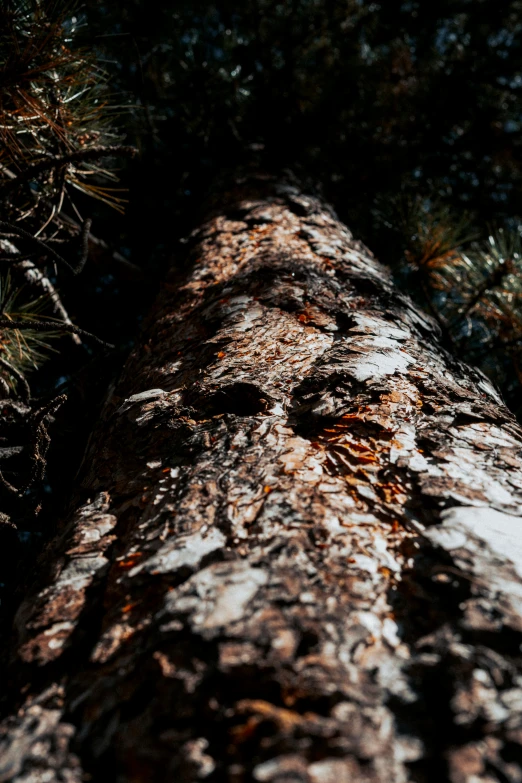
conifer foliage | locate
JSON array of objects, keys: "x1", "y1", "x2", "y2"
[
  {"x1": 378, "y1": 196, "x2": 522, "y2": 415},
  {"x1": 0, "y1": 0, "x2": 128, "y2": 517}
]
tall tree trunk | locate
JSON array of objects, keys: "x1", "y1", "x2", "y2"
[{"x1": 2, "y1": 174, "x2": 522, "y2": 783}]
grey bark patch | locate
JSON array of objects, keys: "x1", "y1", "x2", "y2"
[
  {"x1": 117, "y1": 388, "x2": 167, "y2": 413},
  {"x1": 129, "y1": 527, "x2": 226, "y2": 576},
  {"x1": 162, "y1": 562, "x2": 269, "y2": 632},
  {"x1": 433, "y1": 506, "x2": 522, "y2": 577}
]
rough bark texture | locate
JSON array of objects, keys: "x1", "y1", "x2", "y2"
[{"x1": 2, "y1": 175, "x2": 522, "y2": 783}]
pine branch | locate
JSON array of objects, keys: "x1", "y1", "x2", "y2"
[
  {"x1": 453, "y1": 258, "x2": 513, "y2": 324},
  {"x1": 0, "y1": 220, "x2": 84, "y2": 274},
  {"x1": 0, "y1": 318, "x2": 114, "y2": 349},
  {"x1": 0, "y1": 146, "x2": 137, "y2": 198}
]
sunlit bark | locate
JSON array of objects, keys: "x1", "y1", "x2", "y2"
[{"x1": 2, "y1": 176, "x2": 522, "y2": 783}]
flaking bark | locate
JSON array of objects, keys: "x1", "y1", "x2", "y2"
[{"x1": 2, "y1": 175, "x2": 522, "y2": 782}]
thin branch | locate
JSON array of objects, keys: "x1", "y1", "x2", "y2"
[
  {"x1": 0, "y1": 220, "x2": 78, "y2": 273},
  {"x1": 0, "y1": 145, "x2": 138, "y2": 197},
  {"x1": 0, "y1": 318, "x2": 114, "y2": 348},
  {"x1": 15, "y1": 258, "x2": 83, "y2": 345},
  {"x1": 30, "y1": 394, "x2": 67, "y2": 428},
  {"x1": 0, "y1": 355, "x2": 31, "y2": 402},
  {"x1": 76, "y1": 217, "x2": 92, "y2": 274},
  {"x1": 0, "y1": 468, "x2": 20, "y2": 497},
  {"x1": 57, "y1": 211, "x2": 143, "y2": 280},
  {"x1": 0, "y1": 253, "x2": 40, "y2": 262},
  {"x1": 0, "y1": 394, "x2": 66, "y2": 498}
]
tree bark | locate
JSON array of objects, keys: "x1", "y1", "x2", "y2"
[{"x1": 2, "y1": 174, "x2": 522, "y2": 783}]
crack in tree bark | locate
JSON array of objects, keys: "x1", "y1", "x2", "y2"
[{"x1": 2, "y1": 175, "x2": 522, "y2": 782}]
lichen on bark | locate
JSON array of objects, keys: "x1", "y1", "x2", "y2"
[{"x1": 2, "y1": 175, "x2": 522, "y2": 783}]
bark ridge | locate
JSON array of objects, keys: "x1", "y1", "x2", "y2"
[{"x1": 2, "y1": 176, "x2": 522, "y2": 783}]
